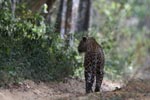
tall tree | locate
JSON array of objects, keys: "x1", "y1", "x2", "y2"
[
  {"x1": 45, "y1": 0, "x2": 56, "y2": 23},
  {"x1": 55, "y1": 0, "x2": 73, "y2": 39},
  {"x1": 55, "y1": 0, "x2": 92, "y2": 45},
  {"x1": 55, "y1": 0, "x2": 64, "y2": 34},
  {"x1": 65, "y1": 0, "x2": 72, "y2": 34},
  {"x1": 70, "y1": 0, "x2": 79, "y2": 33},
  {"x1": 76, "y1": 0, "x2": 91, "y2": 32}
]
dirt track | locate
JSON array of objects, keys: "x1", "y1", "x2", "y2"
[
  {"x1": 0, "y1": 78, "x2": 122, "y2": 100},
  {"x1": 0, "y1": 78, "x2": 150, "y2": 100}
]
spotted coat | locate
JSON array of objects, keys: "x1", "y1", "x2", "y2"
[{"x1": 78, "y1": 37, "x2": 105, "y2": 93}]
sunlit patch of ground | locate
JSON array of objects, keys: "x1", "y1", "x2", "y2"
[
  {"x1": 0, "y1": 78, "x2": 122, "y2": 100},
  {"x1": 79, "y1": 79, "x2": 150, "y2": 100},
  {"x1": 0, "y1": 78, "x2": 149, "y2": 100}
]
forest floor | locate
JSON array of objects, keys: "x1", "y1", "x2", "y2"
[{"x1": 0, "y1": 78, "x2": 150, "y2": 100}]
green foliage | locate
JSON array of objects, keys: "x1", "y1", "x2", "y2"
[
  {"x1": 0, "y1": 0, "x2": 149, "y2": 85},
  {"x1": 91, "y1": 0, "x2": 150, "y2": 80},
  {"x1": 0, "y1": 1, "x2": 80, "y2": 85},
  {"x1": 73, "y1": 0, "x2": 150, "y2": 80}
]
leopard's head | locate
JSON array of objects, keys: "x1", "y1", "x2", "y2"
[
  {"x1": 78, "y1": 36, "x2": 88, "y2": 53},
  {"x1": 78, "y1": 36, "x2": 100, "y2": 53}
]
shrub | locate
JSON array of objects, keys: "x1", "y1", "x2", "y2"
[{"x1": 0, "y1": 1, "x2": 81, "y2": 85}]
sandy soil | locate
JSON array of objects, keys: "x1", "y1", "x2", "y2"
[
  {"x1": 0, "y1": 78, "x2": 150, "y2": 100},
  {"x1": 0, "y1": 78, "x2": 122, "y2": 100}
]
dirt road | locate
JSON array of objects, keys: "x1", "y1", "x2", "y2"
[
  {"x1": 0, "y1": 78, "x2": 122, "y2": 100},
  {"x1": 0, "y1": 78, "x2": 149, "y2": 100}
]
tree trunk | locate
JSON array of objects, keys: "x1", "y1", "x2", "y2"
[
  {"x1": 64, "y1": 0, "x2": 72, "y2": 34},
  {"x1": 70, "y1": 0, "x2": 79, "y2": 33},
  {"x1": 45, "y1": 0, "x2": 56, "y2": 23},
  {"x1": 55, "y1": 0, "x2": 64, "y2": 34},
  {"x1": 55, "y1": 0, "x2": 73, "y2": 38},
  {"x1": 76, "y1": 0, "x2": 91, "y2": 32}
]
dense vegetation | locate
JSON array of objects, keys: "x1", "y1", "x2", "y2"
[
  {"x1": 0, "y1": 1, "x2": 81, "y2": 85},
  {"x1": 0, "y1": 0, "x2": 149, "y2": 86}
]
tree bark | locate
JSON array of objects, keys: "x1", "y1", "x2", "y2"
[
  {"x1": 70, "y1": 0, "x2": 79, "y2": 33},
  {"x1": 45, "y1": 0, "x2": 56, "y2": 23},
  {"x1": 65, "y1": 0, "x2": 72, "y2": 34},
  {"x1": 55, "y1": 0, "x2": 64, "y2": 33},
  {"x1": 76, "y1": 0, "x2": 91, "y2": 32},
  {"x1": 55, "y1": 0, "x2": 73, "y2": 38}
]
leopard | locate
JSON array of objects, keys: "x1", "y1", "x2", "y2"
[{"x1": 78, "y1": 36, "x2": 105, "y2": 93}]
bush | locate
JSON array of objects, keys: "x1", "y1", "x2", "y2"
[{"x1": 0, "y1": 1, "x2": 81, "y2": 85}]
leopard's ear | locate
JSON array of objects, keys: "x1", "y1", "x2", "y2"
[{"x1": 82, "y1": 36, "x2": 87, "y2": 41}]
